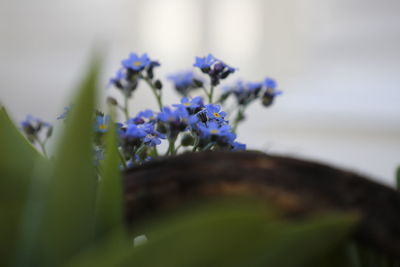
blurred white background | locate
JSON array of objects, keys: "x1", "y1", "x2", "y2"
[{"x1": 0, "y1": 0, "x2": 399, "y2": 185}]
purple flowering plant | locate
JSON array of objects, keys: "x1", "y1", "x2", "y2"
[{"x1": 21, "y1": 52, "x2": 281, "y2": 169}]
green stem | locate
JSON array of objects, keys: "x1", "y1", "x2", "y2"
[
  {"x1": 135, "y1": 144, "x2": 146, "y2": 157},
  {"x1": 208, "y1": 85, "x2": 215, "y2": 103},
  {"x1": 192, "y1": 136, "x2": 200, "y2": 152},
  {"x1": 175, "y1": 144, "x2": 182, "y2": 154},
  {"x1": 142, "y1": 76, "x2": 163, "y2": 111},
  {"x1": 123, "y1": 95, "x2": 130, "y2": 121},
  {"x1": 202, "y1": 142, "x2": 215, "y2": 151},
  {"x1": 167, "y1": 138, "x2": 176, "y2": 156},
  {"x1": 232, "y1": 106, "x2": 245, "y2": 133},
  {"x1": 153, "y1": 147, "x2": 159, "y2": 157},
  {"x1": 201, "y1": 86, "x2": 209, "y2": 99}
]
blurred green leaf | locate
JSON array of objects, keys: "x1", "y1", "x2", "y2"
[
  {"x1": 65, "y1": 200, "x2": 357, "y2": 267},
  {"x1": 14, "y1": 55, "x2": 101, "y2": 267},
  {"x1": 396, "y1": 166, "x2": 400, "y2": 190},
  {"x1": 95, "y1": 120, "x2": 124, "y2": 239},
  {"x1": 0, "y1": 107, "x2": 42, "y2": 267},
  {"x1": 129, "y1": 204, "x2": 357, "y2": 267},
  {"x1": 307, "y1": 242, "x2": 361, "y2": 267}
]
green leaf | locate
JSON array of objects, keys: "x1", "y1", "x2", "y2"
[
  {"x1": 0, "y1": 107, "x2": 42, "y2": 267},
  {"x1": 396, "y1": 166, "x2": 400, "y2": 190},
  {"x1": 65, "y1": 200, "x2": 358, "y2": 267},
  {"x1": 14, "y1": 55, "x2": 101, "y2": 267},
  {"x1": 128, "y1": 203, "x2": 357, "y2": 267},
  {"x1": 95, "y1": 120, "x2": 124, "y2": 239}
]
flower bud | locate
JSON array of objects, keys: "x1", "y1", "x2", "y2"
[
  {"x1": 181, "y1": 134, "x2": 195, "y2": 146},
  {"x1": 156, "y1": 122, "x2": 168, "y2": 134},
  {"x1": 261, "y1": 93, "x2": 274, "y2": 107},
  {"x1": 154, "y1": 80, "x2": 162, "y2": 90},
  {"x1": 192, "y1": 79, "x2": 203, "y2": 87},
  {"x1": 106, "y1": 97, "x2": 118, "y2": 106}
]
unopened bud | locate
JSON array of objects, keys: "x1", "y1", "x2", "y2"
[
  {"x1": 181, "y1": 134, "x2": 195, "y2": 146},
  {"x1": 107, "y1": 97, "x2": 118, "y2": 106},
  {"x1": 154, "y1": 80, "x2": 162, "y2": 90},
  {"x1": 192, "y1": 79, "x2": 203, "y2": 87}
]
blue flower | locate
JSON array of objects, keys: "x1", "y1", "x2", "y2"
[
  {"x1": 125, "y1": 123, "x2": 147, "y2": 139},
  {"x1": 168, "y1": 71, "x2": 195, "y2": 88},
  {"x1": 141, "y1": 123, "x2": 166, "y2": 147},
  {"x1": 247, "y1": 81, "x2": 264, "y2": 91},
  {"x1": 143, "y1": 133, "x2": 163, "y2": 146},
  {"x1": 173, "y1": 96, "x2": 204, "y2": 110},
  {"x1": 204, "y1": 104, "x2": 227, "y2": 121},
  {"x1": 223, "y1": 78, "x2": 281, "y2": 107},
  {"x1": 194, "y1": 54, "x2": 236, "y2": 86},
  {"x1": 262, "y1": 78, "x2": 282, "y2": 107},
  {"x1": 21, "y1": 115, "x2": 53, "y2": 143},
  {"x1": 57, "y1": 105, "x2": 73, "y2": 120},
  {"x1": 108, "y1": 69, "x2": 126, "y2": 88},
  {"x1": 126, "y1": 155, "x2": 153, "y2": 168},
  {"x1": 21, "y1": 115, "x2": 51, "y2": 131},
  {"x1": 232, "y1": 141, "x2": 246, "y2": 151},
  {"x1": 128, "y1": 109, "x2": 157, "y2": 125},
  {"x1": 168, "y1": 71, "x2": 203, "y2": 96},
  {"x1": 157, "y1": 106, "x2": 191, "y2": 139},
  {"x1": 139, "y1": 109, "x2": 156, "y2": 120},
  {"x1": 198, "y1": 121, "x2": 230, "y2": 137},
  {"x1": 193, "y1": 54, "x2": 217, "y2": 69},
  {"x1": 95, "y1": 115, "x2": 110, "y2": 133},
  {"x1": 122, "y1": 53, "x2": 150, "y2": 71},
  {"x1": 264, "y1": 78, "x2": 277, "y2": 89},
  {"x1": 157, "y1": 107, "x2": 188, "y2": 124}
]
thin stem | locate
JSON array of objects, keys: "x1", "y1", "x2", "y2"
[
  {"x1": 135, "y1": 144, "x2": 146, "y2": 158},
  {"x1": 226, "y1": 103, "x2": 240, "y2": 119},
  {"x1": 142, "y1": 76, "x2": 163, "y2": 111},
  {"x1": 175, "y1": 144, "x2": 182, "y2": 154},
  {"x1": 192, "y1": 136, "x2": 200, "y2": 152},
  {"x1": 152, "y1": 147, "x2": 159, "y2": 157},
  {"x1": 123, "y1": 94, "x2": 130, "y2": 121},
  {"x1": 232, "y1": 106, "x2": 245, "y2": 133},
  {"x1": 167, "y1": 138, "x2": 176, "y2": 156},
  {"x1": 201, "y1": 86, "x2": 209, "y2": 99},
  {"x1": 202, "y1": 142, "x2": 215, "y2": 151},
  {"x1": 208, "y1": 85, "x2": 215, "y2": 103}
]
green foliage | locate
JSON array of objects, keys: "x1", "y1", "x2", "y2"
[
  {"x1": 396, "y1": 166, "x2": 400, "y2": 190},
  {"x1": 0, "y1": 55, "x2": 398, "y2": 267},
  {"x1": 128, "y1": 203, "x2": 358, "y2": 267},
  {"x1": 95, "y1": 119, "x2": 124, "y2": 239},
  {"x1": 13, "y1": 55, "x2": 101, "y2": 267},
  {"x1": 0, "y1": 108, "x2": 43, "y2": 266}
]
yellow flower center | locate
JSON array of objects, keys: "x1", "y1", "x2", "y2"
[
  {"x1": 133, "y1": 61, "x2": 142, "y2": 66},
  {"x1": 99, "y1": 124, "x2": 107, "y2": 130},
  {"x1": 210, "y1": 129, "x2": 219, "y2": 134},
  {"x1": 184, "y1": 102, "x2": 191, "y2": 106},
  {"x1": 213, "y1": 112, "x2": 220, "y2": 118}
]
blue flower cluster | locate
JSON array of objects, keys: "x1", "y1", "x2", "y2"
[
  {"x1": 167, "y1": 71, "x2": 203, "y2": 96},
  {"x1": 108, "y1": 53, "x2": 163, "y2": 112},
  {"x1": 29, "y1": 52, "x2": 281, "y2": 167},
  {"x1": 109, "y1": 53, "x2": 161, "y2": 96},
  {"x1": 221, "y1": 77, "x2": 282, "y2": 107},
  {"x1": 193, "y1": 54, "x2": 236, "y2": 86},
  {"x1": 109, "y1": 97, "x2": 245, "y2": 163}
]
